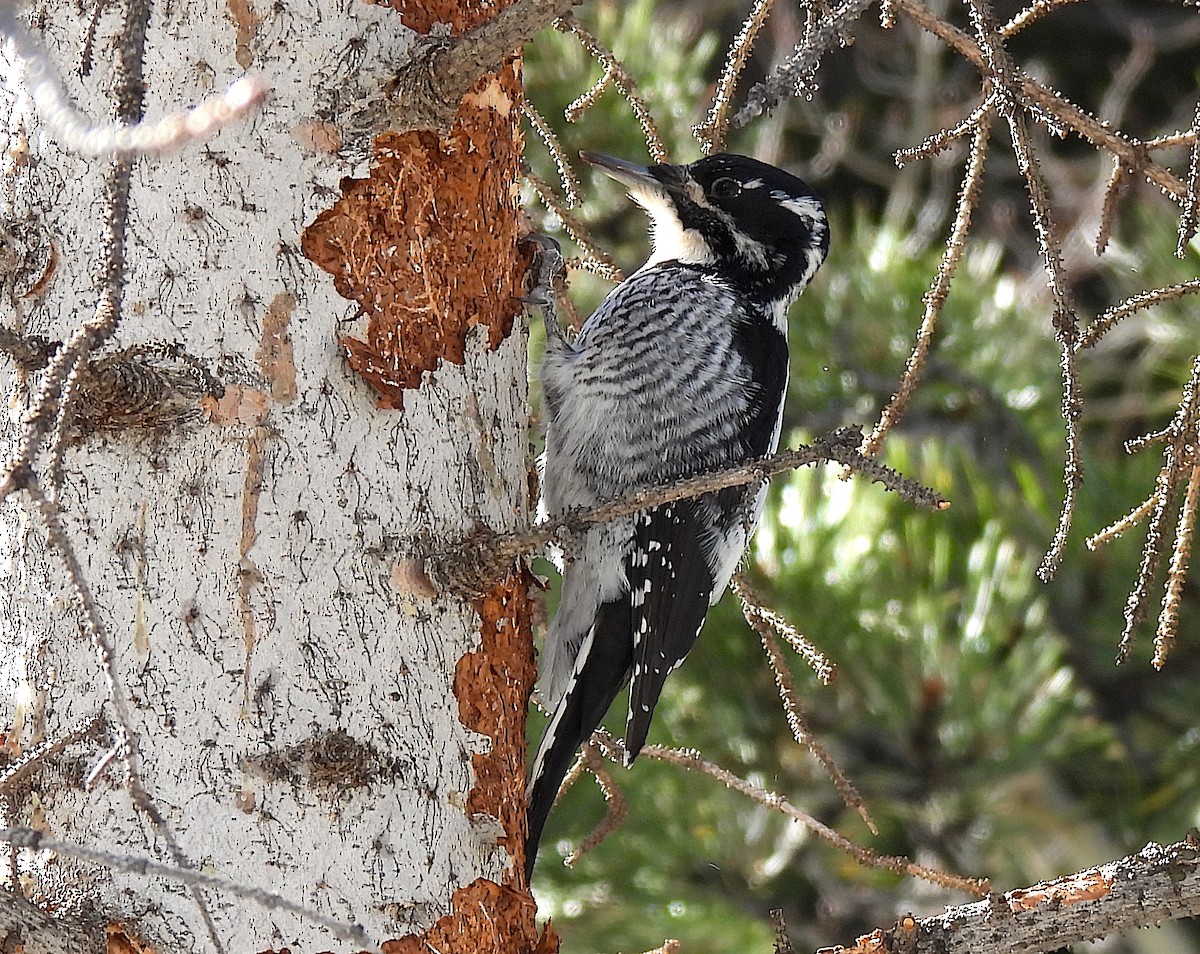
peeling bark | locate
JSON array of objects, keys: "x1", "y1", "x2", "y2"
[
  {"x1": 301, "y1": 0, "x2": 527, "y2": 410},
  {"x1": 301, "y1": 0, "x2": 544, "y2": 949}
]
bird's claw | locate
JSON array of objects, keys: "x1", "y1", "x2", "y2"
[{"x1": 520, "y1": 234, "x2": 568, "y2": 342}]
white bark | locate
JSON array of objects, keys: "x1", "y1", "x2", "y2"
[{"x1": 0, "y1": 2, "x2": 528, "y2": 949}]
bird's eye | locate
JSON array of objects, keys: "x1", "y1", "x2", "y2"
[{"x1": 710, "y1": 177, "x2": 741, "y2": 200}]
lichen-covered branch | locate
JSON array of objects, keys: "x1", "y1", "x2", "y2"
[{"x1": 820, "y1": 837, "x2": 1200, "y2": 954}]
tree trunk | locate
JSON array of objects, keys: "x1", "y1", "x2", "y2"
[{"x1": 0, "y1": 1, "x2": 541, "y2": 951}]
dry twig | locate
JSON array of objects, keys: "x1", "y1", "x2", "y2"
[
  {"x1": 1088, "y1": 357, "x2": 1200, "y2": 666},
  {"x1": 864, "y1": 114, "x2": 992, "y2": 458},
  {"x1": 733, "y1": 573, "x2": 836, "y2": 685},
  {"x1": 562, "y1": 743, "x2": 629, "y2": 867},
  {"x1": 1156, "y1": 460, "x2": 1200, "y2": 667},
  {"x1": 555, "y1": 14, "x2": 668, "y2": 161},
  {"x1": 1094, "y1": 158, "x2": 1128, "y2": 255},
  {"x1": 430, "y1": 427, "x2": 949, "y2": 599},
  {"x1": 521, "y1": 101, "x2": 582, "y2": 208},
  {"x1": 771, "y1": 909, "x2": 794, "y2": 954},
  {"x1": 733, "y1": 574, "x2": 876, "y2": 834},
  {"x1": 1077, "y1": 279, "x2": 1200, "y2": 350},
  {"x1": 732, "y1": 0, "x2": 874, "y2": 130},
  {"x1": 890, "y1": 0, "x2": 1190, "y2": 202},
  {"x1": 960, "y1": 0, "x2": 1082, "y2": 583},
  {"x1": 525, "y1": 170, "x2": 624, "y2": 282},
  {"x1": 695, "y1": 0, "x2": 778, "y2": 154},
  {"x1": 588, "y1": 731, "x2": 988, "y2": 896},
  {"x1": 1176, "y1": 95, "x2": 1200, "y2": 256}
]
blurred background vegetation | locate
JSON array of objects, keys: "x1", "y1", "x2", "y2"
[{"x1": 521, "y1": 2, "x2": 1200, "y2": 951}]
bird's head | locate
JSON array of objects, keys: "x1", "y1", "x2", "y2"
[{"x1": 581, "y1": 151, "x2": 830, "y2": 311}]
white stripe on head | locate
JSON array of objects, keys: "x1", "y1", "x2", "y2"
[{"x1": 773, "y1": 192, "x2": 825, "y2": 227}]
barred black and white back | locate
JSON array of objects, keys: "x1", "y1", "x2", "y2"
[{"x1": 526, "y1": 152, "x2": 829, "y2": 881}]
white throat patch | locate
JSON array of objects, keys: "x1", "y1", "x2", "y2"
[{"x1": 627, "y1": 181, "x2": 716, "y2": 270}]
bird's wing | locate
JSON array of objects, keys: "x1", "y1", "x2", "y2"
[{"x1": 623, "y1": 499, "x2": 715, "y2": 761}]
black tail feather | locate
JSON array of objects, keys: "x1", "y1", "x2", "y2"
[{"x1": 525, "y1": 599, "x2": 631, "y2": 882}]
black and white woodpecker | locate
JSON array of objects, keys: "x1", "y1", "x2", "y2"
[{"x1": 525, "y1": 151, "x2": 830, "y2": 880}]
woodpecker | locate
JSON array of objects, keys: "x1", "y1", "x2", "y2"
[{"x1": 525, "y1": 151, "x2": 829, "y2": 880}]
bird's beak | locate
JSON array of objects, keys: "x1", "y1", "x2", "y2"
[
  {"x1": 579, "y1": 151, "x2": 662, "y2": 190},
  {"x1": 580, "y1": 152, "x2": 688, "y2": 220}
]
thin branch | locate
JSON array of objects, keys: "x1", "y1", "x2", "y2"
[
  {"x1": 521, "y1": 101, "x2": 582, "y2": 208},
  {"x1": 733, "y1": 575, "x2": 876, "y2": 834},
  {"x1": 555, "y1": 15, "x2": 668, "y2": 162},
  {"x1": 893, "y1": 94, "x2": 995, "y2": 167},
  {"x1": 771, "y1": 909, "x2": 795, "y2": 954},
  {"x1": 525, "y1": 170, "x2": 624, "y2": 281},
  {"x1": 733, "y1": 573, "x2": 836, "y2": 685},
  {"x1": 429, "y1": 428, "x2": 950, "y2": 598},
  {"x1": 564, "y1": 65, "x2": 614, "y2": 122},
  {"x1": 1086, "y1": 494, "x2": 1156, "y2": 551},
  {"x1": 1125, "y1": 426, "x2": 1175, "y2": 455},
  {"x1": 0, "y1": 827, "x2": 374, "y2": 951},
  {"x1": 1094, "y1": 157, "x2": 1127, "y2": 255},
  {"x1": 863, "y1": 114, "x2": 991, "y2": 459},
  {"x1": 890, "y1": 0, "x2": 1190, "y2": 203},
  {"x1": 695, "y1": 0, "x2": 778, "y2": 155},
  {"x1": 590, "y1": 733, "x2": 987, "y2": 896},
  {"x1": 999, "y1": 0, "x2": 1086, "y2": 37},
  {"x1": 963, "y1": 0, "x2": 1081, "y2": 582},
  {"x1": 732, "y1": 0, "x2": 874, "y2": 130},
  {"x1": 1146, "y1": 129, "x2": 1198, "y2": 152},
  {"x1": 562, "y1": 743, "x2": 629, "y2": 867},
  {"x1": 1154, "y1": 462, "x2": 1200, "y2": 669},
  {"x1": 1176, "y1": 94, "x2": 1200, "y2": 257},
  {"x1": 1117, "y1": 357, "x2": 1200, "y2": 662},
  {"x1": 1118, "y1": 465, "x2": 1181, "y2": 663},
  {"x1": 1077, "y1": 279, "x2": 1200, "y2": 351}
]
